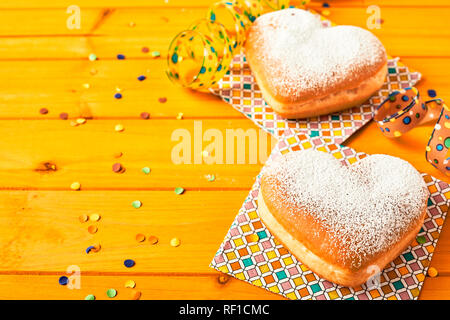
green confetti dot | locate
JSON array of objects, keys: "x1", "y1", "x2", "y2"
[
  {"x1": 151, "y1": 51, "x2": 161, "y2": 58},
  {"x1": 132, "y1": 200, "x2": 142, "y2": 209},
  {"x1": 142, "y1": 167, "x2": 151, "y2": 175},
  {"x1": 84, "y1": 294, "x2": 96, "y2": 300},
  {"x1": 416, "y1": 235, "x2": 427, "y2": 244},
  {"x1": 106, "y1": 288, "x2": 117, "y2": 298},
  {"x1": 174, "y1": 187, "x2": 185, "y2": 195},
  {"x1": 207, "y1": 174, "x2": 215, "y2": 182},
  {"x1": 88, "y1": 53, "x2": 97, "y2": 61}
]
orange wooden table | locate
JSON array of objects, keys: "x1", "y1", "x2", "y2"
[{"x1": 0, "y1": 0, "x2": 449, "y2": 300}]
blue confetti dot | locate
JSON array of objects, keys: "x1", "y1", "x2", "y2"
[
  {"x1": 401, "y1": 95, "x2": 409, "y2": 102},
  {"x1": 137, "y1": 75, "x2": 146, "y2": 81},
  {"x1": 124, "y1": 259, "x2": 135, "y2": 268},
  {"x1": 428, "y1": 89, "x2": 437, "y2": 98},
  {"x1": 86, "y1": 246, "x2": 95, "y2": 254},
  {"x1": 114, "y1": 93, "x2": 122, "y2": 99},
  {"x1": 117, "y1": 54, "x2": 126, "y2": 60},
  {"x1": 323, "y1": 2, "x2": 330, "y2": 7},
  {"x1": 437, "y1": 144, "x2": 444, "y2": 151},
  {"x1": 59, "y1": 276, "x2": 69, "y2": 285},
  {"x1": 385, "y1": 127, "x2": 390, "y2": 132},
  {"x1": 403, "y1": 116, "x2": 411, "y2": 125},
  {"x1": 199, "y1": 66, "x2": 206, "y2": 74}
]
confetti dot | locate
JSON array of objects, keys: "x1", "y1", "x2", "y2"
[
  {"x1": 141, "y1": 47, "x2": 149, "y2": 53},
  {"x1": 131, "y1": 290, "x2": 141, "y2": 300},
  {"x1": 82, "y1": 83, "x2": 90, "y2": 89},
  {"x1": 174, "y1": 187, "x2": 185, "y2": 195},
  {"x1": 142, "y1": 167, "x2": 151, "y2": 174},
  {"x1": 437, "y1": 144, "x2": 444, "y2": 151},
  {"x1": 88, "y1": 53, "x2": 97, "y2": 61},
  {"x1": 88, "y1": 225, "x2": 98, "y2": 234},
  {"x1": 170, "y1": 238, "x2": 180, "y2": 247},
  {"x1": 125, "y1": 280, "x2": 136, "y2": 288},
  {"x1": 148, "y1": 235, "x2": 159, "y2": 245},
  {"x1": 117, "y1": 54, "x2": 126, "y2": 60},
  {"x1": 428, "y1": 89, "x2": 437, "y2": 98},
  {"x1": 114, "y1": 93, "x2": 122, "y2": 99},
  {"x1": 151, "y1": 51, "x2": 161, "y2": 58},
  {"x1": 76, "y1": 118, "x2": 86, "y2": 124},
  {"x1": 128, "y1": 21, "x2": 136, "y2": 27},
  {"x1": 71, "y1": 182, "x2": 81, "y2": 191},
  {"x1": 79, "y1": 214, "x2": 89, "y2": 223},
  {"x1": 86, "y1": 246, "x2": 95, "y2": 254},
  {"x1": 206, "y1": 174, "x2": 215, "y2": 182},
  {"x1": 322, "y1": 2, "x2": 330, "y2": 7},
  {"x1": 137, "y1": 75, "x2": 146, "y2": 81},
  {"x1": 106, "y1": 288, "x2": 117, "y2": 298},
  {"x1": 84, "y1": 294, "x2": 96, "y2": 300},
  {"x1": 393, "y1": 131, "x2": 402, "y2": 137},
  {"x1": 115, "y1": 124, "x2": 124, "y2": 132},
  {"x1": 90, "y1": 213, "x2": 101, "y2": 221},
  {"x1": 321, "y1": 9, "x2": 330, "y2": 16},
  {"x1": 403, "y1": 116, "x2": 411, "y2": 125},
  {"x1": 59, "y1": 112, "x2": 69, "y2": 120},
  {"x1": 59, "y1": 276, "x2": 69, "y2": 286},
  {"x1": 39, "y1": 108, "x2": 49, "y2": 115},
  {"x1": 112, "y1": 163, "x2": 124, "y2": 173},
  {"x1": 140, "y1": 112, "x2": 150, "y2": 119},
  {"x1": 401, "y1": 95, "x2": 409, "y2": 102},
  {"x1": 135, "y1": 233, "x2": 146, "y2": 242},
  {"x1": 176, "y1": 112, "x2": 184, "y2": 120},
  {"x1": 124, "y1": 259, "x2": 135, "y2": 268},
  {"x1": 428, "y1": 267, "x2": 438, "y2": 277},
  {"x1": 158, "y1": 97, "x2": 167, "y2": 103},
  {"x1": 132, "y1": 200, "x2": 142, "y2": 209}
]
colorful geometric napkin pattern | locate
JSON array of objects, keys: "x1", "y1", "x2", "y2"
[
  {"x1": 211, "y1": 13, "x2": 422, "y2": 144},
  {"x1": 210, "y1": 129, "x2": 448, "y2": 300}
]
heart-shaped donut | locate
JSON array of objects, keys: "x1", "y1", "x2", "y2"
[
  {"x1": 245, "y1": 8, "x2": 388, "y2": 119},
  {"x1": 258, "y1": 149, "x2": 428, "y2": 287}
]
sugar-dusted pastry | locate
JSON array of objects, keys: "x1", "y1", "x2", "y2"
[
  {"x1": 258, "y1": 149, "x2": 428, "y2": 287},
  {"x1": 245, "y1": 8, "x2": 388, "y2": 118}
]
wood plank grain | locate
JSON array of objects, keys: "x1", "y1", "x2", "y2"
[
  {"x1": 0, "y1": 57, "x2": 447, "y2": 119},
  {"x1": 1, "y1": 0, "x2": 450, "y2": 9},
  {"x1": 0, "y1": 190, "x2": 248, "y2": 273},
  {"x1": 0, "y1": 274, "x2": 283, "y2": 300},
  {"x1": 0, "y1": 119, "x2": 278, "y2": 190},
  {"x1": 0, "y1": 119, "x2": 448, "y2": 188},
  {"x1": 0, "y1": 273, "x2": 446, "y2": 299},
  {"x1": 0, "y1": 8, "x2": 449, "y2": 58},
  {"x1": 0, "y1": 189, "x2": 449, "y2": 274}
]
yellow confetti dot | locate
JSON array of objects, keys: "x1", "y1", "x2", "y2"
[
  {"x1": 176, "y1": 113, "x2": 184, "y2": 120},
  {"x1": 115, "y1": 124, "x2": 124, "y2": 132},
  {"x1": 76, "y1": 118, "x2": 86, "y2": 124},
  {"x1": 445, "y1": 122, "x2": 450, "y2": 129},
  {"x1": 79, "y1": 214, "x2": 89, "y2": 223},
  {"x1": 88, "y1": 225, "x2": 98, "y2": 234},
  {"x1": 70, "y1": 182, "x2": 81, "y2": 190},
  {"x1": 428, "y1": 267, "x2": 438, "y2": 277},
  {"x1": 322, "y1": 9, "x2": 331, "y2": 16},
  {"x1": 170, "y1": 237, "x2": 180, "y2": 247},
  {"x1": 426, "y1": 146, "x2": 432, "y2": 152},
  {"x1": 82, "y1": 83, "x2": 90, "y2": 89},
  {"x1": 202, "y1": 150, "x2": 209, "y2": 157},
  {"x1": 90, "y1": 213, "x2": 101, "y2": 221},
  {"x1": 393, "y1": 131, "x2": 402, "y2": 137},
  {"x1": 125, "y1": 280, "x2": 136, "y2": 288}
]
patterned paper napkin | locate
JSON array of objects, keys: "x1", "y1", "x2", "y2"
[
  {"x1": 210, "y1": 129, "x2": 448, "y2": 300},
  {"x1": 211, "y1": 13, "x2": 421, "y2": 144}
]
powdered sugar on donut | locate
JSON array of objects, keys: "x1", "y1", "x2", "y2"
[
  {"x1": 261, "y1": 150, "x2": 428, "y2": 269},
  {"x1": 247, "y1": 9, "x2": 387, "y2": 101}
]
